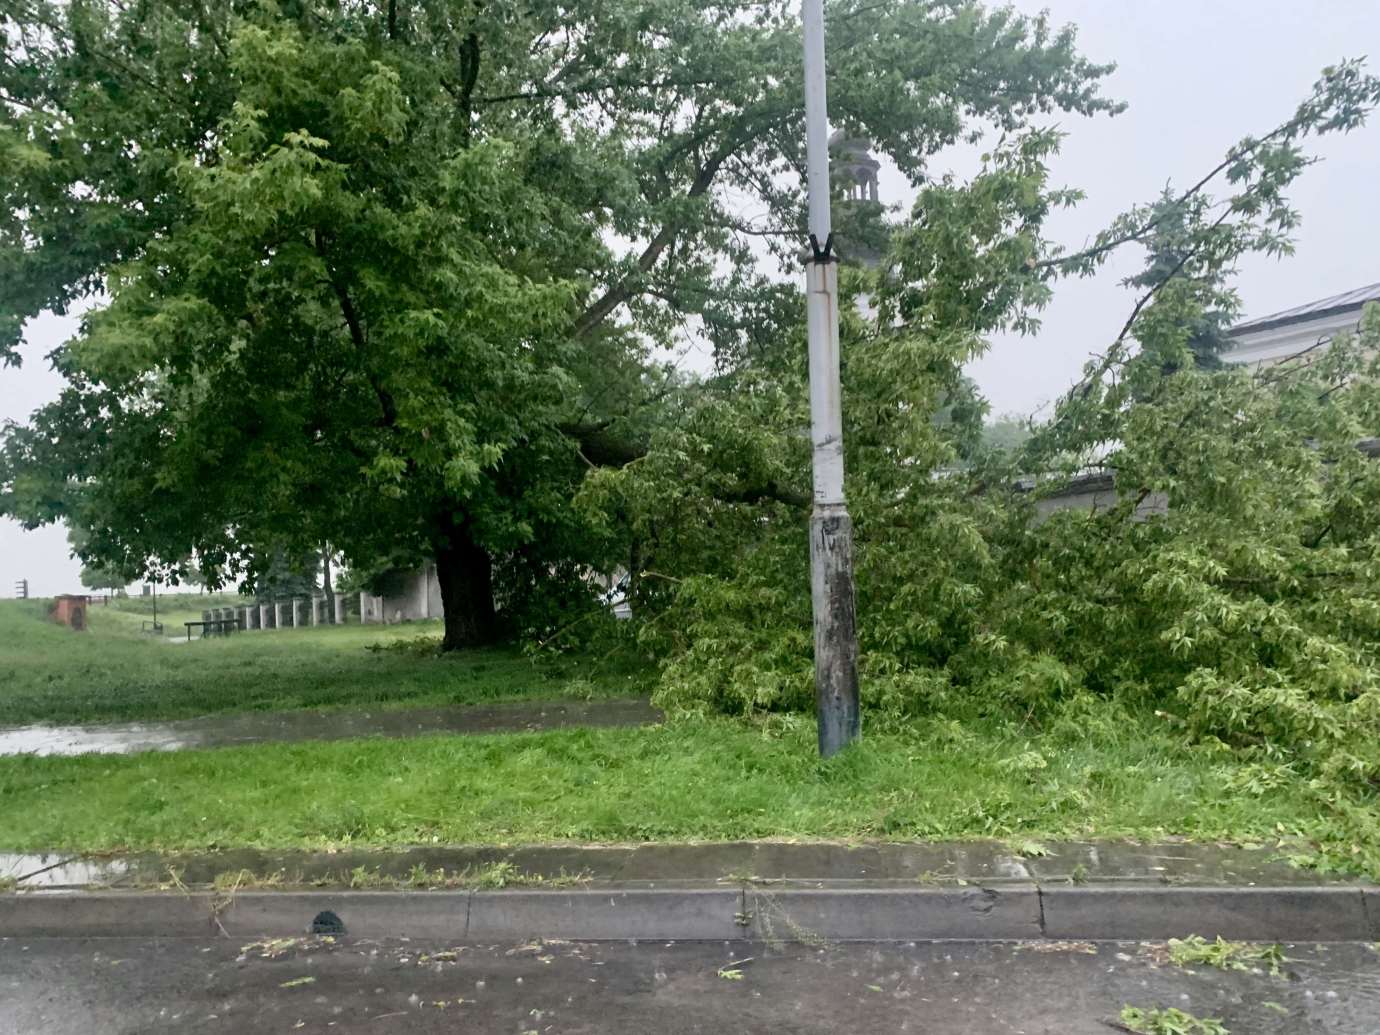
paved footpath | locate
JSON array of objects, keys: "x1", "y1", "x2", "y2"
[{"x1": 3, "y1": 936, "x2": 1379, "y2": 1034}]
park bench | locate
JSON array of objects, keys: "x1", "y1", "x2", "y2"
[{"x1": 183, "y1": 618, "x2": 240, "y2": 641}]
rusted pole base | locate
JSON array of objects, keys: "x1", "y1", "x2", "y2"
[{"x1": 811, "y1": 502, "x2": 860, "y2": 756}]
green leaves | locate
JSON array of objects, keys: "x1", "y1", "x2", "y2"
[
  {"x1": 588, "y1": 51, "x2": 1380, "y2": 878},
  {"x1": 1118, "y1": 1006, "x2": 1229, "y2": 1035},
  {"x1": 2, "y1": 0, "x2": 1129, "y2": 632}
]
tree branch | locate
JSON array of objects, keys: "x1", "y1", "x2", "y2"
[
  {"x1": 453, "y1": 32, "x2": 481, "y2": 147},
  {"x1": 572, "y1": 151, "x2": 729, "y2": 338},
  {"x1": 314, "y1": 231, "x2": 397, "y2": 428},
  {"x1": 714, "y1": 481, "x2": 810, "y2": 510},
  {"x1": 558, "y1": 420, "x2": 808, "y2": 509},
  {"x1": 473, "y1": 75, "x2": 719, "y2": 106},
  {"x1": 1044, "y1": 200, "x2": 1238, "y2": 427},
  {"x1": 1038, "y1": 102, "x2": 1329, "y2": 273},
  {"x1": 559, "y1": 420, "x2": 644, "y2": 467}
]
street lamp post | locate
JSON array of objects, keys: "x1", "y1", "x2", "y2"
[{"x1": 801, "y1": 0, "x2": 860, "y2": 757}]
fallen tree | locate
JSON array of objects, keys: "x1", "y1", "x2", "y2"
[{"x1": 578, "y1": 64, "x2": 1380, "y2": 871}]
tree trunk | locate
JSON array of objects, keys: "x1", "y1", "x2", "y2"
[{"x1": 434, "y1": 515, "x2": 499, "y2": 651}]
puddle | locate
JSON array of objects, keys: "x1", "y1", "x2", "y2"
[
  {"x1": 0, "y1": 853, "x2": 131, "y2": 888},
  {"x1": 0, "y1": 724, "x2": 196, "y2": 756},
  {"x1": 0, "y1": 698, "x2": 660, "y2": 757},
  {"x1": 1025, "y1": 840, "x2": 1333, "y2": 885}
]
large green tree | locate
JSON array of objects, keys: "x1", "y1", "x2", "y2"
[{"x1": 1, "y1": 0, "x2": 1119, "y2": 648}]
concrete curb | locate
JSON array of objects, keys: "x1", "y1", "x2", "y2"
[{"x1": 3, "y1": 882, "x2": 1376, "y2": 942}]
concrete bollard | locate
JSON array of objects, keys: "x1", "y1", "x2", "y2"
[
  {"x1": 260, "y1": 603, "x2": 271, "y2": 630},
  {"x1": 311, "y1": 597, "x2": 321, "y2": 626},
  {"x1": 334, "y1": 594, "x2": 344, "y2": 625},
  {"x1": 273, "y1": 601, "x2": 283, "y2": 629},
  {"x1": 292, "y1": 598, "x2": 303, "y2": 628}
]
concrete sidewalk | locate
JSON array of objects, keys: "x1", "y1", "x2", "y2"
[
  {"x1": 5, "y1": 837, "x2": 1343, "y2": 889},
  {"x1": 4, "y1": 840, "x2": 1376, "y2": 943}
]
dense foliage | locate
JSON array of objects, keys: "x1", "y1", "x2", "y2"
[
  {"x1": 0, "y1": 0, "x2": 1118, "y2": 648},
  {"x1": 579, "y1": 63, "x2": 1380, "y2": 866},
  {"x1": 5, "y1": 0, "x2": 1380, "y2": 867}
]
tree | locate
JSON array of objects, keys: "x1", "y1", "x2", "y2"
[
  {"x1": 78, "y1": 562, "x2": 127, "y2": 594},
  {"x1": 577, "y1": 64, "x2": 1380, "y2": 721},
  {"x1": 0, "y1": 0, "x2": 1121, "y2": 650},
  {"x1": 981, "y1": 415, "x2": 1033, "y2": 454},
  {"x1": 573, "y1": 61, "x2": 1380, "y2": 870},
  {"x1": 67, "y1": 524, "x2": 127, "y2": 593},
  {"x1": 255, "y1": 548, "x2": 318, "y2": 602},
  {"x1": 1121, "y1": 191, "x2": 1237, "y2": 371}
]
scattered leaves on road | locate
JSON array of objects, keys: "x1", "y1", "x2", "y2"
[
  {"x1": 1117, "y1": 1005, "x2": 1229, "y2": 1034},
  {"x1": 1167, "y1": 934, "x2": 1287, "y2": 975},
  {"x1": 715, "y1": 955, "x2": 754, "y2": 981}
]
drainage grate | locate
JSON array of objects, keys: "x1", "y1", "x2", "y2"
[{"x1": 310, "y1": 910, "x2": 346, "y2": 935}]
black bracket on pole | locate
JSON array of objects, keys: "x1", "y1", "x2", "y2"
[{"x1": 808, "y1": 232, "x2": 835, "y2": 264}]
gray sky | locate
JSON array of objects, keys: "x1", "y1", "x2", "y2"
[
  {"x1": 967, "y1": 0, "x2": 1380, "y2": 417},
  {"x1": 3, "y1": 0, "x2": 1379, "y2": 595}
]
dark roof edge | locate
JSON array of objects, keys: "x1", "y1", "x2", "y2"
[
  {"x1": 1014, "y1": 439, "x2": 1380, "y2": 497},
  {"x1": 1231, "y1": 298, "x2": 1378, "y2": 338}
]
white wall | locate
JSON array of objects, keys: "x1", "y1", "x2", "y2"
[{"x1": 1222, "y1": 309, "x2": 1368, "y2": 370}]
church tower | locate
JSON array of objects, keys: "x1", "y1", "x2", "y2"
[
  {"x1": 829, "y1": 130, "x2": 881, "y2": 205},
  {"x1": 827, "y1": 130, "x2": 885, "y2": 270}
]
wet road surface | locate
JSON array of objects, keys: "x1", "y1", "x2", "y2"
[
  {"x1": 2, "y1": 936, "x2": 1378, "y2": 1034},
  {"x1": 0, "y1": 697, "x2": 659, "y2": 757}
]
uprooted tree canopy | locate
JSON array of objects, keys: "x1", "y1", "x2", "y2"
[
  {"x1": 0, "y1": 0, "x2": 1120, "y2": 649},
  {"x1": 575, "y1": 62, "x2": 1380, "y2": 867}
]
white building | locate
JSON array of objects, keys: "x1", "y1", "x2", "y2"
[
  {"x1": 359, "y1": 565, "x2": 443, "y2": 624},
  {"x1": 1221, "y1": 281, "x2": 1380, "y2": 369}
]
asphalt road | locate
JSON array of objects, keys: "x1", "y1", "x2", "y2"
[{"x1": 3, "y1": 935, "x2": 1379, "y2": 1034}]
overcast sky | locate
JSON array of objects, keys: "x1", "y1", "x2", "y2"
[{"x1": 3, "y1": 0, "x2": 1378, "y2": 596}]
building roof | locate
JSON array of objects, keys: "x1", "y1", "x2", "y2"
[{"x1": 1230, "y1": 281, "x2": 1380, "y2": 336}]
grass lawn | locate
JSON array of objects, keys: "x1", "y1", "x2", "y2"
[
  {"x1": 101, "y1": 589, "x2": 250, "y2": 633},
  {"x1": 0, "y1": 600, "x2": 650, "y2": 726},
  {"x1": 0, "y1": 599, "x2": 1354, "y2": 866},
  {"x1": 0, "y1": 709, "x2": 1334, "y2": 856}
]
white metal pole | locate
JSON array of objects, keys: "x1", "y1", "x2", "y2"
[
  {"x1": 802, "y1": 0, "x2": 860, "y2": 756},
  {"x1": 802, "y1": 0, "x2": 833, "y2": 263}
]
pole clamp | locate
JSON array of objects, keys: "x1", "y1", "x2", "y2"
[{"x1": 807, "y1": 232, "x2": 835, "y2": 264}]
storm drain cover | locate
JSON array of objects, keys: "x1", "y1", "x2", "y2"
[{"x1": 310, "y1": 910, "x2": 346, "y2": 935}]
